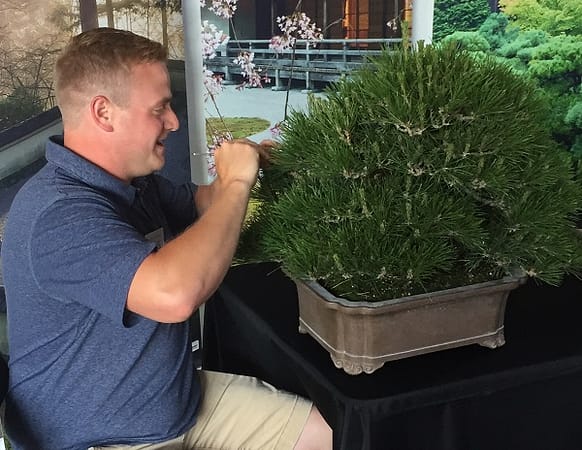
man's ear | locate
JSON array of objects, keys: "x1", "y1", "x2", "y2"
[{"x1": 90, "y1": 95, "x2": 114, "y2": 132}]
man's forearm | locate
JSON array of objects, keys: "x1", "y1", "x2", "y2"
[{"x1": 194, "y1": 183, "x2": 215, "y2": 216}]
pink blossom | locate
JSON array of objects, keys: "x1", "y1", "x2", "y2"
[
  {"x1": 206, "y1": 0, "x2": 238, "y2": 20},
  {"x1": 202, "y1": 66, "x2": 224, "y2": 100},
  {"x1": 269, "y1": 35, "x2": 293, "y2": 53},
  {"x1": 270, "y1": 121, "x2": 282, "y2": 138},
  {"x1": 201, "y1": 20, "x2": 229, "y2": 60},
  {"x1": 386, "y1": 18, "x2": 399, "y2": 31},
  {"x1": 269, "y1": 12, "x2": 323, "y2": 53},
  {"x1": 232, "y1": 51, "x2": 270, "y2": 88}
]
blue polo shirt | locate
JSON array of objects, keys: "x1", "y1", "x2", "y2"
[{"x1": 1, "y1": 137, "x2": 200, "y2": 449}]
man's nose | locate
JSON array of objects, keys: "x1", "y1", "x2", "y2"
[{"x1": 165, "y1": 107, "x2": 179, "y2": 132}]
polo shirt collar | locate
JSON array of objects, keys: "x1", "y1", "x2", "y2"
[{"x1": 46, "y1": 135, "x2": 137, "y2": 205}]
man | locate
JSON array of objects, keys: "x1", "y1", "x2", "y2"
[{"x1": 1, "y1": 28, "x2": 332, "y2": 450}]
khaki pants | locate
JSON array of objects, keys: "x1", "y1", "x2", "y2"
[{"x1": 91, "y1": 370, "x2": 312, "y2": 450}]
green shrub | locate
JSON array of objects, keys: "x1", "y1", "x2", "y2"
[
  {"x1": 433, "y1": 0, "x2": 491, "y2": 42},
  {"x1": 478, "y1": 13, "x2": 520, "y2": 50},
  {"x1": 441, "y1": 31, "x2": 491, "y2": 52},
  {"x1": 238, "y1": 44, "x2": 582, "y2": 301}
]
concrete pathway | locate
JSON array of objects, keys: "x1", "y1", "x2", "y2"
[{"x1": 206, "y1": 85, "x2": 316, "y2": 142}]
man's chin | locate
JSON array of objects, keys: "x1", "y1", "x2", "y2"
[
  {"x1": 139, "y1": 158, "x2": 165, "y2": 177},
  {"x1": 154, "y1": 157, "x2": 165, "y2": 172},
  {"x1": 154, "y1": 147, "x2": 166, "y2": 169}
]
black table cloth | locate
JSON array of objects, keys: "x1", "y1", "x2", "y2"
[{"x1": 203, "y1": 262, "x2": 582, "y2": 450}]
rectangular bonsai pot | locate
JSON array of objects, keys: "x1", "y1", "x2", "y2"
[{"x1": 296, "y1": 274, "x2": 526, "y2": 375}]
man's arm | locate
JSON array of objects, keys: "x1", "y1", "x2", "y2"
[
  {"x1": 127, "y1": 139, "x2": 260, "y2": 323},
  {"x1": 194, "y1": 184, "x2": 214, "y2": 217}
]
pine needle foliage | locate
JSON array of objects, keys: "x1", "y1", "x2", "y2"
[{"x1": 237, "y1": 43, "x2": 582, "y2": 302}]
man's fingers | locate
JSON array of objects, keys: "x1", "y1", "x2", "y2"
[
  {"x1": 217, "y1": 137, "x2": 272, "y2": 169},
  {"x1": 258, "y1": 139, "x2": 277, "y2": 168},
  {"x1": 257, "y1": 148, "x2": 271, "y2": 168},
  {"x1": 259, "y1": 139, "x2": 278, "y2": 148}
]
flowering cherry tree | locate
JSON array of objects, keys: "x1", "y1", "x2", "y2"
[
  {"x1": 200, "y1": 20, "x2": 229, "y2": 99},
  {"x1": 199, "y1": 0, "x2": 323, "y2": 97},
  {"x1": 197, "y1": 0, "x2": 323, "y2": 174}
]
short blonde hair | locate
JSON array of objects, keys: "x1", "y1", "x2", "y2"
[{"x1": 55, "y1": 27, "x2": 167, "y2": 124}]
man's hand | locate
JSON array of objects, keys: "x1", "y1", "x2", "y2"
[
  {"x1": 195, "y1": 137, "x2": 273, "y2": 216},
  {"x1": 214, "y1": 138, "x2": 262, "y2": 188}
]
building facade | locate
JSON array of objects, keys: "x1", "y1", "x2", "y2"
[{"x1": 232, "y1": 0, "x2": 405, "y2": 40}]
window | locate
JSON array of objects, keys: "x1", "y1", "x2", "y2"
[{"x1": 343, "y1": 0, "x2": 369, "y2": 39}]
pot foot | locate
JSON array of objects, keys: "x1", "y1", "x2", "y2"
[
  {"x1": 330, "y1": 355, "x2": 384, "y2": 375},
  {"x1": 479, "y1": 330, "x2": 505, "y2": 349}
]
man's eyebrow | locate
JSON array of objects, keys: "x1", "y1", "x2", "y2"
[{"x1": 158, "y1": 96, "x2": 173, "y2": 106}]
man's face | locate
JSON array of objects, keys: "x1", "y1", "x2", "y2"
[{"x1": 113, "y1": 61, "x2": 179, "y2": 181}]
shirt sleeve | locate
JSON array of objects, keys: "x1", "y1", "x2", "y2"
[{"x1": 29, "y1": 196, "x2": 157, "y2": 326}]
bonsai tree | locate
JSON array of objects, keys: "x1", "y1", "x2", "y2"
[{"x1": 237, "y1": 43, "x2": 582, "y2": 302}]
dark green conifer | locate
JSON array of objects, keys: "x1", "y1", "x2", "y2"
[{"x1": 238, "y1": 43, "x2": 582, "y2": 301}]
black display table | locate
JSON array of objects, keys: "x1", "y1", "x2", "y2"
[{"x1": 203, "y1": 263, "x2": 582, "y2": 450}]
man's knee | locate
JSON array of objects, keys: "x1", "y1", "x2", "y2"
[{"x1": 294, "y1": 406, "x2": 333, "y2": 450}]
